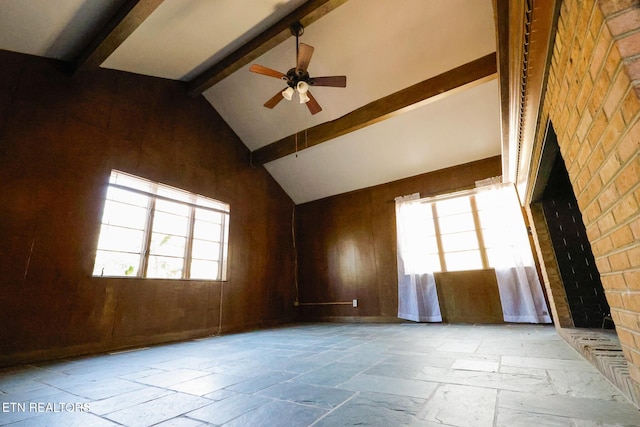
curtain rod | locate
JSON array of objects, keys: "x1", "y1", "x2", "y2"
[{"x1": 392, "y1": 182, "x2": 512, "y2": 205}]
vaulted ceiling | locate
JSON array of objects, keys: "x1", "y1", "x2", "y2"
[{"x1": 0, "y1": 0, "x2": 506, "y2": 204}]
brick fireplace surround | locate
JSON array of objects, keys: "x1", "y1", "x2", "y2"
[{"x1": 525, "y1": 0, "x2": 640, "y2": 407}]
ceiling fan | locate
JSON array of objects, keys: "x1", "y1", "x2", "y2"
[{"x1": 249, "y1": 22, "x2": 346, "y2": 115}]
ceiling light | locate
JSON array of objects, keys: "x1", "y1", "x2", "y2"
[
  {"x1": 299, "y1": 91, "x2": 310, "y2": 104},
  {"x1": 282, "y1": 87, "x2": 295, "y2": 100},
  {"x1": 296, "y1": 81, "x2": 309, "y2": 94}
]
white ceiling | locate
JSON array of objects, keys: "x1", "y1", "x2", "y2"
[{"x1": 0, "y1": 0, "x2": 501, "y2": 204}]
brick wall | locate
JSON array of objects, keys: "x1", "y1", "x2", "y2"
[{"x1": 531, "y1": 0, "x2": 640, "y2": 400}]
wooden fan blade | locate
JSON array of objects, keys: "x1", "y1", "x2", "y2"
[
  {"x1": 250, "y1": 64, "x2": 286, "y2": 79},
  {"x1": 297, "y1": 43, "x2": 314, "y2": 71},
  {"x1": 305, "y1": 90, "x2": 322, "y2": 115},
  {"x1": 264, "y1": 89, "x2": 287, "y2": 109},
  {"x1": 309, "y1": 76, "x2": 347, "y2": 87}
]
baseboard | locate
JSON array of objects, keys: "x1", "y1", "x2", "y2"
[{"x1": 296, "y1": 316, "x2": 406, "y2": 323}]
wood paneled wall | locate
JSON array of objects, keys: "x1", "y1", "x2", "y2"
[
  {"x1": 295, "y1": 156, "x2": 502, "y2": 321},
  {"x1": 0, "y1": 50, "x2": 295, "y2": 366}
]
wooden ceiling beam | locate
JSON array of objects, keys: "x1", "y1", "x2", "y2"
[
  {"x1": 186, "y1": 0, "x2": 348, "y2": 97},
  {"x1": 251, "y1": 52, "x2": 498, "y2": 166},
  {"x1": 71, "y1": 0, "x2": 164, "y2": 73}
]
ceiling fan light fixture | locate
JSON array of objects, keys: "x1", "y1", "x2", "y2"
[
  {"x1": 282, "y1": 87, "x2": 295, "y2": 101},
  {"x1": 299, "y1": 91, "x2": 310, "y2": 104},
  {"x1": 296, "y1": 81, "x2": 309, "y2": 94}
]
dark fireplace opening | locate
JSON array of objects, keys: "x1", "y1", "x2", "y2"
[{"x1": 540, "y1": 152, "x2": 612, "y2": 329}]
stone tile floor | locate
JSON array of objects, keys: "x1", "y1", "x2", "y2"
[{"x1": 1, "y1": 323, "x2": 639, "y2": 426}]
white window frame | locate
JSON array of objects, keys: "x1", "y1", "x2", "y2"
[{"x1": 93, "y1": 170, "x2": 230, "y2": 281}]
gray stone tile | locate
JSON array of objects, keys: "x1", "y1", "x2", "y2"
[
  {"x1": 226, "y1": 371, "x2": 296, "y2": 393},
  {"x1": 293, "y1": 362, "x2": 365, "y2": 387},
  {"x1": 496, "y1": 408, "x2": 578, "y2": 427},
  {"x1": 117, "y1": 368, "x2": 167, "y2": 380},
  {"x1": 153, "y1": 416, "x2": 207, "y2": 426},
  {"x1": 48, "y1": 377, "x2": 145, "y2": 400},
  {"x1": 416, "y1": 383, "x2": 497, "y2": 426},
  {"x1": 498, "y1": 365, "x2": 548, "y2": 377},
  {"x1": 501, "y1": 356, "x2": 600, "y2": 372},
  {"x1": 437, "y1": 339, "x2": 480, "y2": 353},
  {"x1": 103, "y1": 392, "x2": 212, "y2": 426},
  {"x1": 499, "y1": 390, "x2": 640, "y2": 425},
  {"x1": 186, "y1": 393, "x2": 272, "y2": 424},
  {"x1": 168, "y1": 373, "x2": 245, "y2": 396},
  {"x1": 1, "y1": 383, "x2": 68, "y2": 401},
  {"x1": 315, "y1": 391, "x2": 424, "y2": 427},
  {"x1": 547, "y1": 370, "x2": 628, "y2": 400},
  {"x1": 206, "y1": 360, "x2": 267, "y2": 378},
  {"x1": 224, "y1": 400, "x2": 328, "y2": 427},
  {"x1": 88, "y1": 386, "x2": 173, "y2": 415},
  {"x1": 362, "y1": 361, "x2": 427, "y2": 380},
  {"x1": 0, "y1": 367, "x2": 67, "y2": 393},
  {"x1": 415, "y1": 366, "x2": 555, "y2": 394},
  {"x1": 339, "y1": 374, "x2": 438, "y2": 399},
  {"x1": 149, "y1": 356, "x2": 218, "y2": 371},
  {"x1": 132, "y1": 368, "x2": 210, "y2": 388},
  {"x1": 451, "y1": 359, "x2": 499, "y2": 372},
  {"x1": 258, "y1": 381, "x2": 354, "y2": 409},
  {"x1": 202, "y1": 388, "x2": 238, "y2": 401},
  {"x1": 478, "y1": 341, "x2": 581, "y2": 359}
]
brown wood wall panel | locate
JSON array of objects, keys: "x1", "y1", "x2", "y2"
[
  {"x1": 0, "y1": 50, "x2": 295, "y2": 366},
  {"x1": 296, "y1": 156, "x2": 503, "y2": 321}
]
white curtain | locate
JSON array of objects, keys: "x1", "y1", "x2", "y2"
[
  {"x1": 395, "y1": 194, "x2": 442, "y2": 322},
  {"x1": 477, "y1": 185, "x2": 551, "y2": 323}
]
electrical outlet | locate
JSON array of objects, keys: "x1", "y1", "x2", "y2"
[{"x1": 352, "y1": 299, "x2": 358, "y2": 307}]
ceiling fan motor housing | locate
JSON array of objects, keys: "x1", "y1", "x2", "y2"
[{"x1": 284, "y1": 67, "x2": 311, "y2": 88}]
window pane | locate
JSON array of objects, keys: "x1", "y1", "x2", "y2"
[
  {"x1": 436, "y1": 197, "x2": 471, "y2": 216},
  {"x1": 480, "y1": 227, "x2": 504, "y2": 248},
  {"x1": 485, "y1": 248, "x2": 499, "y2": 267},
  {"x1": 192, "y1": 239, "x2": 220, "y2": 260},
  {"x1": 444, "y1": 250, "x2": 483, "y2": 272},
  {"x1": 106, "y1": 187, "x2": 149, "y2": 207},
  {"x1": 195, "y1": 196, "x2": 229, "y2": 212},
  {"x1": 195, "y1": 208, "x2": 223, "y2": 223},
  {"x1": 152, "y1": 211, "x2": 189, "y2": 236},
  {"x1": 190, "y1": 259, "x2": 219, "y2": 280},
  {"x1": 146, "y1": 255, "x2": 183, "y2": 279},
  {"x1": 101, "y1": 200, "x2": 147, "y2": 229},
  {"x1": 96, "y1": 225, "x2": 144, "y2": 253},
  {"x1": 157, "y1": 185, "x2": 192, "y2": 205},
  {"x1": 477, "y1": 210, "x2": 502, "y2": 230},
  {"x1": 440, "y1": 231, "x2": 479, "y2": 252},
  {"x1": 438, "y1": 212, "x2": 475, "y2": 233},
  {"x1": 149, "y1": 233, "x2": 186, "y2": 257},
  {"x1": 155, "y1": 199, "x2": 190, "y2": 216},
  {"x1": 425, "y1": 254, "x2": 442, "y2": 272},
  {"x1": 193, "y1": 220, "x2": 221, "y2": 241},
  {"x1": 110, "y1": 171, "x2": 154, "y2": 193},
  {"x1": 93, "y1": 250, "x2": 140, "y2": 276}
]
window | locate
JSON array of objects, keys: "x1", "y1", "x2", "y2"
[
  {"x1": 409, "y1": 186, "x2": 516, "y2": 273},
  {"x1": 93, "y1": 170, "x2": 229, "y2": 280}
]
